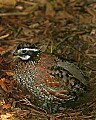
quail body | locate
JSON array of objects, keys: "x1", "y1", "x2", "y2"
[{"x1": 13, "y1": 43, "x2": 87, "y2": 113}]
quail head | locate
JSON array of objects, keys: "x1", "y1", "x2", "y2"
[{"x1": 13, "y1": 42, "x2": 87, "y2": 113}]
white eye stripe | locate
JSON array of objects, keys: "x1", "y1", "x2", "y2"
[{"x1": 19, "y1": 48, "x2": 39, "y2": 52}]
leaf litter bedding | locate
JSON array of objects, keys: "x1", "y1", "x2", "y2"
[{"x1": 0, "y1": 0, "x2": 96, "y2": 119}]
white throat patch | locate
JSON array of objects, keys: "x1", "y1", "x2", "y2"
[{"x1": 19, "y1": 55, "x2": 30, "y2": 60}]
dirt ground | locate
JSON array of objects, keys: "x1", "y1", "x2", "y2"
[{"x1": 0, "y1": 0, "x2": 96, "y2": 119}]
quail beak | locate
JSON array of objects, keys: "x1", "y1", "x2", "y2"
[
  {"x1": 13, "y1": 51, "x2": 18, "y2": 56},
  {"x1": 13, "y1": 51, "x2": 20, "y2": 60}
]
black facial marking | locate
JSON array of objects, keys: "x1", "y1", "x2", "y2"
[{"x1": 14, "y1": 43, "x2": 41, "y2": 61}]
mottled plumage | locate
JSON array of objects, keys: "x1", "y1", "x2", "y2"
[{"x1": 13, "y1": 43, "x2": 87, "y2": 113}]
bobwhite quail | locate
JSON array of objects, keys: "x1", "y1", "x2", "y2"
[{"x1": 13, "y1": 42, "x2": 87, "y2": 113}]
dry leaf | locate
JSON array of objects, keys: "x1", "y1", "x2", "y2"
[
  {"x1": 1, "y1": 113, "x2": 14, "y2": 120},
  {"x1": 38, "y1": 0, "x2": 47, "y2": 5},
  {"x1": 45, "y1": 2, "x2": 56, "y2": 17},
  {"x1": 2, "y1": 70, "x2": 14, "y2": 76},
  {"x1": 0, "y1": 0, "x2": 17, "y2": 8},
  {"x1": 56, "y1": 0, "x2": 64, "y2": 6},
  {"x1": 79, "y1": 14, "x2": 92, "y2": 24},
  {"x1": 57, "y1": 10, "x2": 74, "y2": 19},
  {"x1": 2, "y1": 103, "x2": 11, "y2": 109},
  {"x1": 0, "y1": 78, "x2": 8, "y2": 92},
  {"x1": 0, "y1": 59, "x2": 3, "y2": 63},
  {"x1": 0, "y1": 47, "x2": 5, "y2": 51}
]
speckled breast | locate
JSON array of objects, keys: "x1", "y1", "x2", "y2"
[{"x1": 14, "y1": 53, "x2": 87, "y2": 113}]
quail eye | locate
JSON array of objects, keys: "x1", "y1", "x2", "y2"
[{"x1": 22, "y1": 50, "x2": 27, "y2": 54}]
